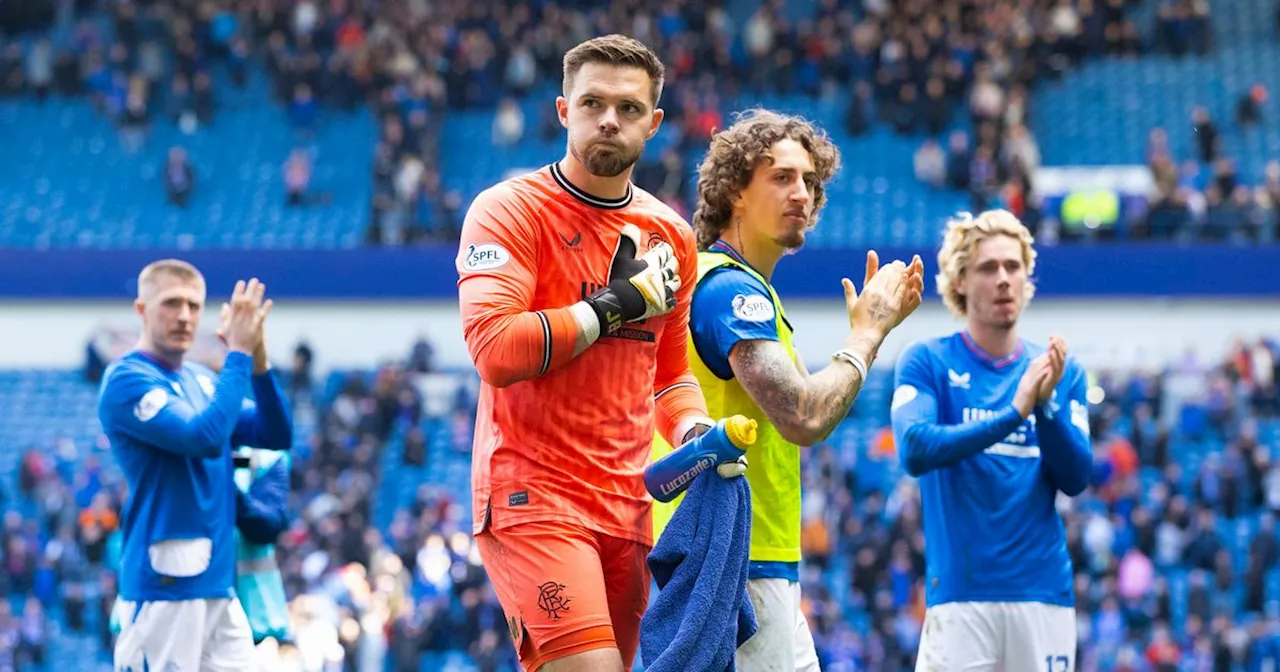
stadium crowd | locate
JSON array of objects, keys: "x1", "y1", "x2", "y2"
[{"x1": 7, "y1": 0, "x2": 1271, "y2": 248}]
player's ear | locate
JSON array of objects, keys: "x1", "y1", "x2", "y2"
[
  {"x1": 732, "y1": 176, "x2": 752, "y2": 211},
  {"x1": 134, "y1": 299, "x2": 146, "y2": 318},
  {"x1": 555, "y1": 96, "x2": 570, "y2": 129},
  {"x1": 645, "y1": 107, "x2": 664, "y2": 140}
]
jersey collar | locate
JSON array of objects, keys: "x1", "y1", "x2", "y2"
[
  {"x1": 960, "y1": 330, "x2": 1025, "y2": 370},
  {"x1": 708, "y1": 240, "x2": 761, "y2": 275},
  {"x1": 131, "y1": 349, "x2": 183, "y2": 373},
  {"x1": 549, "y1": 162, "x2": 633, "y2": 210}
]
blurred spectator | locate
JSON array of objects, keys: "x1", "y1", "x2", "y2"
[
  {"x1": 24, "y1": 38, "x2": 53, "y2": 103},
  {"x1": 1237, "y1": 84, "x2": 1267, "y2": 129},
  {"x1": 913, "y1": 139, "x2": 946, "y2": 188},
  {"x1": 289, "y1": 83, "x2": 318, "y2": 136},
  {"x1": 163, "y1": 146, "x2": 195, "y2": 208},
  {"x1": 168, "y1": 74, "x2": 194, "y2": 127},
  {"x1": 285, "y1": 148, "x2": 313, "y2": 207},
  {"x1": 192, "y1": 72, "x2": 215, "y2": 126},
  {"x1": 1155, "y1": 0, "x2": 1214, "y2": 56},
  {"x1": 491, "y1": 98, "x2": 525, "y2": 148},
  {"x1": 0, "y1": 44, "x2": 23, "y2": 97},
  {"x1": 1192, "y1": 106, "x2": 1219, "y2": 164}
]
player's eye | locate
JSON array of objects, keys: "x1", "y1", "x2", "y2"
[
  {"x1": 582, "y1": 99, "x2": 599, "y2": 108},
  {"x1": 621, "y1": 103, "x2": 639, "y2": 114}
]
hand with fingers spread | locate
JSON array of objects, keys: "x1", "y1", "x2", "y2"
[
  {"x1": 1037, "y1": 336, "x2": 1068, "y2": 403},
  {"x1": 218, "y1": 279, "x2": 273, "y2": 358},
  {"x1": 844, "y1": 251, "x2": 926, "y2": 340}
]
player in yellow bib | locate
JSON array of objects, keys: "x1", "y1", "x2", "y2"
[{"x1": 651, "y1": 109, "x2": 924, "y2": 670}]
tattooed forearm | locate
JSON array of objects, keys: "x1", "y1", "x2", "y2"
[{"x1": 731, "y1": 337, "x2": 874, "y2": 446}]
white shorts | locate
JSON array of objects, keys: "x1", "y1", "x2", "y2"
[
  {"x1": 114, "y1": 597, "x2": 255, "y2": 672},
  {"x1": 915, "y1": 601, "x2": 1076, "y2": 672},
  {"x1": 735, "y1": 578, "x2": 821, "y2": 672}
]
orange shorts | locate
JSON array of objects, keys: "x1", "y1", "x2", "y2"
[{"x1": 476, "y1": 520, "x2": 651, "y2": 671}]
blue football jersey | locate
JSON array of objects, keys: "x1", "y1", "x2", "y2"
[
  {"x1": 891, "y1": 332, "x2": 1092, "y2": 608},
  {"x1": 99, "y1": 350, "x2": 292, "y2": 602}
]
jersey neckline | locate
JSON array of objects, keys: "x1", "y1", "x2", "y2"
[
  {"x1": 959, "y1": 330, "x2": 1025, "y2": 370},
  {"x1": 549, "y1": 162, "x2": 633, "y2": 210}
]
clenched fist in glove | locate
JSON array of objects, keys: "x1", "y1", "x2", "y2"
[{"x1": 584, "y1": 224, "x2": 680, "y2": 335}]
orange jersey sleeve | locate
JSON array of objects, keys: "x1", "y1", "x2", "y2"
[
  {"x1": 457, "y1": 184, "x2": 582, "y2": 387},
  {"x1": 466, "y1": 165, "x2": 704, "y2": 547},
  {"x1": 652, "y1": 222, "x2": 709, "y2": 447}
]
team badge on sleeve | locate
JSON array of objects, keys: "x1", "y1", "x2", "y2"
[
  {"x1": 892, "y1": 385, "x2": 918, "y2": 411},
  {"x1": 134, "y1": 388, "x2": 169, "y2": 422},
  {"x1": 731, "y1": 294, "x2": 775, "y2": 322},
  {"x1": 1070, "y1": 399, "x2": 1090, "y2": 437},
  {"x1": 461, "y1": 243, "x2": 512, "y2": 272}
]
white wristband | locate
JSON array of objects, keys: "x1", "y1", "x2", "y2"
[
  {"x1": 832, "y1": 349, "x2": 869, "y2": 380},
  {"x1": 569, "y1": 300, "x2": 602, "y2": 345}
]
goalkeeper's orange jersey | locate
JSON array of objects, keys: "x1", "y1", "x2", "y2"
[{"x1": 456, "y1": 163, "x2": 706, "y2": 547}]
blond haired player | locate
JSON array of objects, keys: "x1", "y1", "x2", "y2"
[
  {"x1": 101, "y1": 262, "x2": 292, "y2": 671},
  {"x1": 891, "y1": 210, "x2": 1093, "y2": 671}
]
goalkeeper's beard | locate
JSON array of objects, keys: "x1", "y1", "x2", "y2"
[{"x1": 572, "y1": 138, "x2": 644, "y2": 178}]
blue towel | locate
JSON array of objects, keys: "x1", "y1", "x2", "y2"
[{"x1": 640, "y1": 470, "x2": 757, "y2": 672}]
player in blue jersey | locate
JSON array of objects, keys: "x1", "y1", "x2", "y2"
[
  {"x1": 100, "y1": 259, "x2": 292, "y2": 671},
  {"x1": 670, "y1": 109, "x2": 924, "y2": 671},
  {"x1": 891, "y1": 210, "x2": 1092, "y2": 672}
]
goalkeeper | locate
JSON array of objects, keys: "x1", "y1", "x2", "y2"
[
  {"x1": 456, "y1": 35, "x2": 723, "y2": 672},
  {"x1": 652, "y1": 109, "x2": 923, "y2": 671}
]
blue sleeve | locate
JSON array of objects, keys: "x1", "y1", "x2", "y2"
[
  {"x1": 101, "y1": 352, "x2": 254, "y2": 459},
  {"x1": 235, "y1": 457, "x2": 291, "y2": 544},
  {"x1": 689, "y1": 268, "x2": 780, "y2": 380},
  {"x1": 891, "y1": 343, "x2": 1026, "y2": 477},
  {"x1": 1035, "y1": 361, "x2": 1094, "y2": 497},
  {"x1": 230, "y1": 372, "x2": 293, "y2": 450}
]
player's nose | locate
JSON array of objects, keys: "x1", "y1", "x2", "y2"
[
  {"x1": 598, "y1": 107, "x2": 620, "y2": 132},
  {"x1": 789, "y1": 183, "x2": 811, "y2": 205}
]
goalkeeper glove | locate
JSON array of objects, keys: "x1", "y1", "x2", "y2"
[{"x1": 584, "y1": 224, "x2": 680, "y2": 335}]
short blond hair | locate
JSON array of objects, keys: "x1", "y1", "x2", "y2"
[
  {"x1": 562, "y1": 34, "x2": 665, "y2": 106},
  {"x1": 935, "y1": 210, "x2": 1037, "y2": 318},
  {"x1": 137, "y1": 259, "x2": 204, "y2": 299}
]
